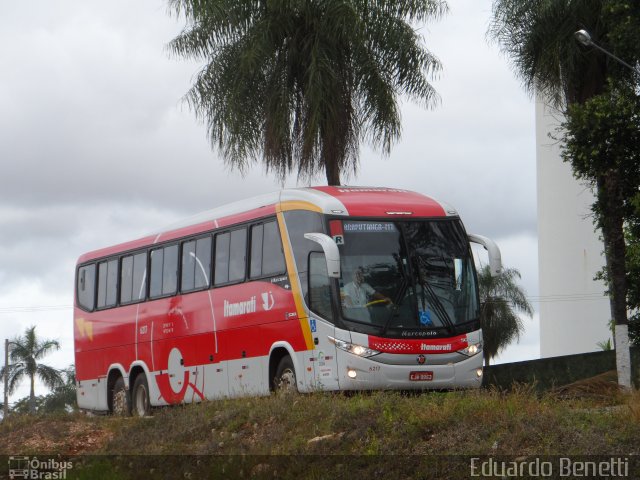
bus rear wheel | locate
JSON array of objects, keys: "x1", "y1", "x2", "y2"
[
  {"x1": 274, "y1": 356, "x2": 298, "y2": 393},
  {"x1": 112, "y1": 377, "x2": 130, "y2": 416},
  {"x1": 132, "y1": 374, "x2": 151, "y2": 417}
]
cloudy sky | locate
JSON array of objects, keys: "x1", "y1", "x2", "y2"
[{"x1": 0, "y1": 0, "x2": 540, "y2": 403}]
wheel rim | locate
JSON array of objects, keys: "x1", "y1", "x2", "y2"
[
  {"x1": 113, "y1": 389, "x2": 127, "y2": 415},
  {"x1": 135, "y1": 385, "x2": 148, "y2": 416},
  {"x1": 277, "y1": 368, "x2": 296, "y2": 392}
]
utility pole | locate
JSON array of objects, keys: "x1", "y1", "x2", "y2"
[{"x1": 3, "y1": 338, "x2": 9, "y2": 419}]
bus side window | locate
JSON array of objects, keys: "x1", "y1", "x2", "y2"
[
  {"x1": 121, "y1": 252, "x2": 147, "y2": 303},
  {"x1": 97, "y1": 259, "x2": 118, "y2": 309},
  {"x1": 150, "y1": 245, "x2": 178, "y2": 298},
  {"x1": 214, "y1": 232, "x2": 230, "y2": 285},
  {"x1": 77, "y1": 264, "x2": 96, "y2": 311},
  {"x1": 229, "y1": 229, "x2": 247, "y2": 283},
  {"x1": 282, "y1": 210, "x2": 325, "y2": 299},
  {"x1": 150, "y1": 248, "x2": 164, "y2": 297},
  {"x1": 250, "y1": 224, "x2": 264, "y2": 278},
  {"x1": 182, "y1": 236, "x2": 212, "y2": 292},
  {"x1": 308, "y1": 252, "x2": 332, "y2": 321},
  {"x1": 182, "y1": 240, "x2": 197, "y2": 291},
  {"x1": 132, "y1": 252, "x2": 147, "y2": 301},
  {"x1": 262, "y1": 220, "x2": 285, "y2": 276},
  {"x1": 215, "y1": 228, "x2": 247, "y2": 286},
  {"x1": 162, "y1": 245, "x2": 178, "y2": 296},
  {"x1": 120, "y1": 255, "x2": 134, "y2": 303},
  {"x1": 250, "y1": 220, "x2": 285, "y2": 279}
]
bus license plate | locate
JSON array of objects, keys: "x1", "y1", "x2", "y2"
[{"x1": 409, "y1": 371, "x2": 433, "y2": 381}]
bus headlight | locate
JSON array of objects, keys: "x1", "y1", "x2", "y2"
[
  {"x1": 328, "y1": 336, "x2": 380, "y2": 358},
  {"x1": 458, "y1": 342, "x2": 482, "y2": 357}
]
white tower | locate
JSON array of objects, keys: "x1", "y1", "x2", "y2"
[{"x1": 536, "y1": 99, "x2": 611, "y2": 357}]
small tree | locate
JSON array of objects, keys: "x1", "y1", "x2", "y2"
[
  {"x1": 10, "y1": 395, "x2": 46, "y2": 415},
  {"x1": 478, "y1": 265, "x2": 533, "y2": 365},
  {"x1": 1, "y1": 326, "x2": 63, "y2": 414}
]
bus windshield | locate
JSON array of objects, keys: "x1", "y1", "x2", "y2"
[{"x1": 337, "y1": 219, "x2": 479, "y2": 335}]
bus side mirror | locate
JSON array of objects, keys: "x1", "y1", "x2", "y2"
[
  {"x1": 303, "y1": 233, "x2": 341, "y2": 278},
  {"x1": 468, "y1": 234, "x2": 502, "y2": 276}
]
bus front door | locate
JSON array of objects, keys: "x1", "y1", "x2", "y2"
[{"x1": 308, "y1": 315, "x2": 339, "y2": 390}]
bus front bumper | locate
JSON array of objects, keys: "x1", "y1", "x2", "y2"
[{"x1": 335, "y1": 350, "x2": 484, "y2": 390}]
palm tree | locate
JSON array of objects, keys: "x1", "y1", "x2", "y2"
[
  {"x1": 167, "y1": 0, "x2": 447, "y2": 185},
  {"x1": 478, "y1": 265, "x2": 533, "y2": 365},
  {"x1": 2, "y1": 326, "x2": 63, "y2": 414},
  {"x1": 42, "y1": 365, "x2": 77, "y2": 413},
  {"x1": 489, "y1": 0, "x2": 639, "y2": 387}
]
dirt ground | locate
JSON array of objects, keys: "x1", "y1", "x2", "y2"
[{"x1": 0, "y1": 416, "x2": 113, "y2": 455}]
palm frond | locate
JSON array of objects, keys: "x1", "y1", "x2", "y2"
[
  {"x1": 169, "y1": 0, "x2": 447, "y2": 184},
  {"x1": 37, "y1": 365, "x2": 64, "y2": 390},
  {"x1": 489, "y1": 0, "x2": 607, "y2": 107},
  {"x1": 478, "y1": 264, "x2": 533, "y2": 363},
  {"x1": 7, "y1": 368, "x2": 26, "y2": 396}
]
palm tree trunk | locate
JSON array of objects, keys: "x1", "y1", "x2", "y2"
[
  {"x1": 598, "y1": 171, "x2": 632, "y2": 389},
  {"x1": 29, "y1": 374, "x2": 36, "y2": 414},
  {"x1": 325, "y1": 162, "x2": 341, "y2": 186}
]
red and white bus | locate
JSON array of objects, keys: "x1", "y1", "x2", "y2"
[{"x1": 74, "y1": 186, "x2": 501, "y2": 415}]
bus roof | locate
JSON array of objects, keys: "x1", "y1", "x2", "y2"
[{"x1": 77, "y1": 186, "x2": 456, "y2": 263}]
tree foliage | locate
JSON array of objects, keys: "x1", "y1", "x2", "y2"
[
  {"x1": 490, "y1": 0, "x2": 639, "y2": 106},
  {"x1": 624, "y1": 149, "x2": 640, "y2": 349},
  {"x1": 1, "y1": 326, "x2": 63, "y2": 414},
  {"x1": 7, "y1": 366, "x2": 76, "y2": 415},
  {"x1": 478, "y1": 265, "x2": 533, "y2": 365},
  {"x1": 168, "y1": 0, "x2": 447, "y2": 185},
  {"x1": 40, "y1": 365, "x2": 77, "y2": 413},
  {"x1": 562, "y1": 82, "x2": 640, "y2": 351},
  {"x1": 490, "y1": 0, "x2": 640, "y2": 386}
]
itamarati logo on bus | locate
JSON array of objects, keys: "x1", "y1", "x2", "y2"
[
  {"x1": 421, "y1": 343, "x2": 452, "y2": 352},
  {"x1": 223, "y1": 297, "x2": 256, "y2": 317},
  {"x1": 223, "y1": 292, "x2": 276, "y2": 317}
]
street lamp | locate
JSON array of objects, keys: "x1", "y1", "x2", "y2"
[
  {"x1": 3, "y1": 339, "x2": 15, "y2": 419},
  {"x1": 574, "y1": 29, "x2": 640, "y2": 76}
]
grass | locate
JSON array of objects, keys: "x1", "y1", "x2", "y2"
[{"x1": 1, "y1": 387, "x2": 639, "y2": 478}]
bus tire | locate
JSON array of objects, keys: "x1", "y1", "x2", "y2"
[
  {"x1": 112, "y1": 376, "x2": 130, "y2": 416},
  {"x1": 274, "y1": 356, "x2": 298, "y2": 393},
  {"x1": 131, "y1": 374, "x2": 151, "y2": 417}
]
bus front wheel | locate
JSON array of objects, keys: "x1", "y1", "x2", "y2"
[
  {"x1": 274, "y1": 356, "x2": 298, "y2": 393},
  {"x1": 132, "y1": 374, "x2": 151, "y2": 417}
]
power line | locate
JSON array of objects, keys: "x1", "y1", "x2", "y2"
[
  {"x1": 526, "y1": 293, "x2": 608, "y2": 303},
  {"x1": 0, "y1": 305, "x2": 72, "y2": 314}
]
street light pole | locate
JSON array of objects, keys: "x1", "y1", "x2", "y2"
[
  {"x1": 574, "y1": 29, "x2": 640, "y2": 76},
  {"x1": 3, "y1": 339, "x2": 8, "y2": 419}
]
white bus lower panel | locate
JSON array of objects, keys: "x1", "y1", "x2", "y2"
[{"x1": 77, "y1": 377, "x2": 109, "y2": 411}]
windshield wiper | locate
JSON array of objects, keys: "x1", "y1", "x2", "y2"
[
  {"x1": 380, "y1": 250, "x2": 413, "y2": 333},
  {"x1": 412, "y1": 255, "x2": 454, "y2": 331},
  {"x1": 381, "y1": 274, "x2": 408, "y2": 333}
]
